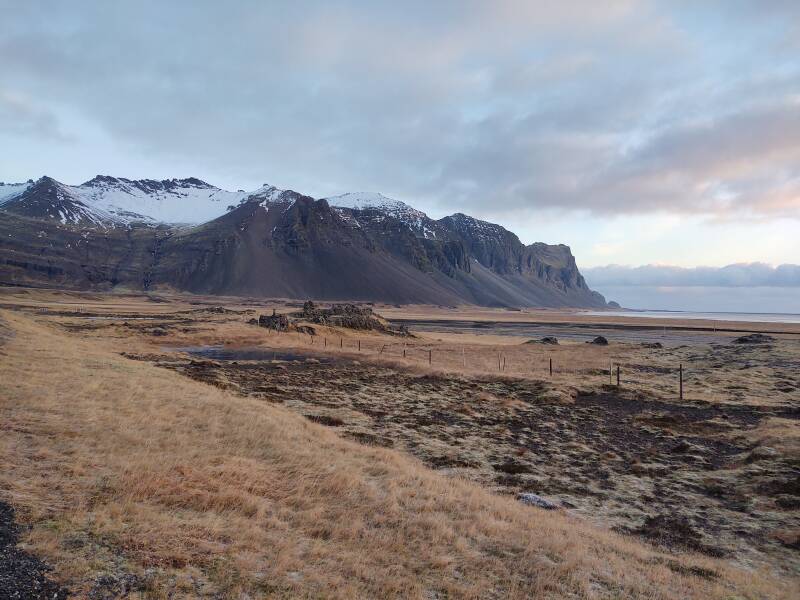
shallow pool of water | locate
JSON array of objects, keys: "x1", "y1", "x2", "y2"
[{"x1": 166, "y1": 345, "x2": 331, "y2": 363}]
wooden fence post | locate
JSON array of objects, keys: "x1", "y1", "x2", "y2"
[
  {"x1": 358, "y1": 340, "x2": 361, "y2": 352},
  {"x1": 549, "y1": 357, "x2": 553, "y2": 376},
  {"x1": 428, "y1": 349, "x2": 432, "y2": 365},
  {"x1": 616, "y1": 365, "x2": 620, "y2": 387},
  {"x1": 679, "y1": 363, "x2": 683, "y2": 400}
]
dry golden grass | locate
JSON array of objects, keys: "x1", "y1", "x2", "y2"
[
  {"x1": 88, "y1": 306, "x2": 795, "y2": 410},
  {"x1": 744, "y1": 417, "x2": 800, "y2": 454},
  {"x1": 1, "y1": 310, "x2": 795, "y2": 598},
  {"x1": 22, "y1": 292, "x2": 791, "y2": 420}
]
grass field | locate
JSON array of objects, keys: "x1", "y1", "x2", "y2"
[{"x1": 0, "y1": 288, "x2": 797, "y2": 598}]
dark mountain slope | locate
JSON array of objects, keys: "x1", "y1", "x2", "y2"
[
  {"x1": 150, "y1": 197, "x2": 466, "y2": 304},
  {"x1": 146, "y1": 197, "x2": 604, "y2": 306},
  {"x1": 0, "y1": 211, "x2": 166, "y2": 289},
  {"x1": 0, "y1": 175, "x2": 609, "y2": 307}
]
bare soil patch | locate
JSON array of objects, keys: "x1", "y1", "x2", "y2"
[{"x1": 0, "y1": 501, "x2": 69, "y2": 600}]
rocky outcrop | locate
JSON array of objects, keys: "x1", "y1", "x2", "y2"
[
  {"x1": 293, "y1": 301, "x2": 411, "y2": 336},
  {"x1": 258, "y1": 310, "x2": 290, "y2": 331},
  {"x1": 295, "y1": 301, "x2": 375, "y2": 329},
  {"x1": 250, "y1": 302, "x2": 410, "y2": 336}
]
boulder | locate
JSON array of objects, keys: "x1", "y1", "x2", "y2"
[
  {"x1": 732, "y1": 333, "x2": 774, "y2": 344},
  {"x1": 588, "y1": 336, "x2": 609, "y2": 345},
  {"x1": 524, "y1": 336, "x2": 558, "y2": 345},
  {"x1": 518, "y1": 493, "x2": 558, "y2": 510}
]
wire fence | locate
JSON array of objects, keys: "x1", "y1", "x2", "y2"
[{"x1": 299, "y1": 333, "x2": 691, "y2": 399}]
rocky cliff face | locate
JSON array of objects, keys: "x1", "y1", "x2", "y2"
[{"x1": 0, "y1": 175, "x2": 609, "y2": 308}]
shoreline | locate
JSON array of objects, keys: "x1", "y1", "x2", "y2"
[{"x1": 389, "y1": 317, "x2": 800, "y2": 337}]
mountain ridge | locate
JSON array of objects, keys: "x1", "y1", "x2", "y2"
[{"x1": 0, "y1": 174, "x2": 610, "y2": 308}]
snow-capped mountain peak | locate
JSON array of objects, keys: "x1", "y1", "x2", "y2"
[
  {"x1": 4, "y1": 176, "x2": 116, "y2": 226},
  {"x1": 70, "y1": 175, "x2": 249, "y2": 225},
  {"x1": 325, "y1": 192, "x2": 420, "y2": 216},
  {"x1": 325, "y1": 191, "x2": 439, "y2": 237},
  {"x1": 247, "y1": 184, "x2": 288, "y2": 207},
  {"x1": 3, "y1": 175, "x2": 305, "y2": 227},
  {"x1": 82, "y1": 175, "x2": 216, "y2": 192},
  {"x1": 3, "y1": 176, "x2": 440, "y2": 233}
]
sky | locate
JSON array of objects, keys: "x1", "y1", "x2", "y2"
[{"x1": 1, "y1": 1, "x2": 798, "y2": 311}]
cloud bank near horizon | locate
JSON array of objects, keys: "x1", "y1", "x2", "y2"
[
  {"x1": 583, "y1": 263, "x2": 800, "y2": 288},
  {"x1": 583, "y1": 263, "x2": 800, "y2": 312}
]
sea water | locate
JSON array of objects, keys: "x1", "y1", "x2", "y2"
[{"x1": 581, "y1": 310, "x2": 800, "y2": 324}]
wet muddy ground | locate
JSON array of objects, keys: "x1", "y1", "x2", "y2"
[{"x1": 123, "y1": 345, "x2": 800, "y2": 576}]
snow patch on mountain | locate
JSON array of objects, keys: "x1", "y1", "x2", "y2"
[
  {"x1": 326, "y1": 192, "x2": 424, "y2": 219},
  {"x1": 325, "y1": 192, "x2": 438, "y2": 238},
  {"x1": 73, "y1": 176, "x2": 251, "y2": 225},
  {"x1": 247, "y1": 184, "x2": 292, "y2": 208},
  {"x1": 0, "y1": 181, "x2": 33, "y2": 205}
]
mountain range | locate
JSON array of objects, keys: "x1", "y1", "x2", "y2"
[{"x1": 0, "y1": 175, "x2": 610, "y2": 307}]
